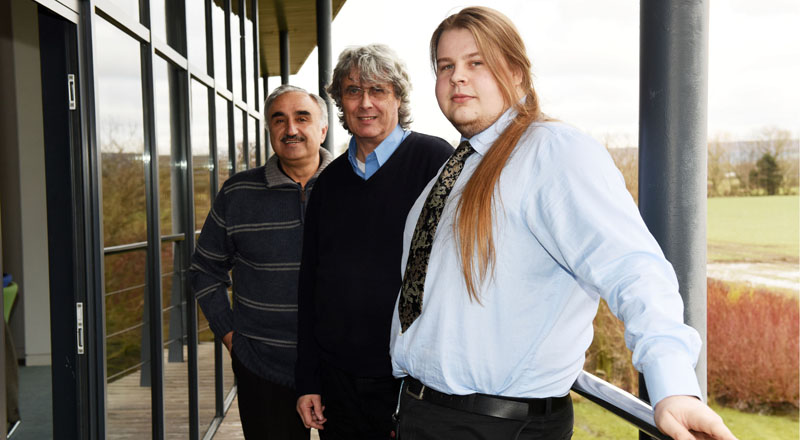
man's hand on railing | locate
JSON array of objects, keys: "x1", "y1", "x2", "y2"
[{"x1": 654, "y1": 395, "x2": 738, "y2": 440}]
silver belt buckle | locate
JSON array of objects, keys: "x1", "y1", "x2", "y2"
[{"x1": 404, "y1": 382, "x2": 426, "y2": 400}]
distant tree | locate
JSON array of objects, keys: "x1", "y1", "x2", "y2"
[
  {"x1": 708, "y1": 134, "x2": 735, "y2": 197},
  {"x1": 753, "y1": 153, "x2": 783, "y2": 195},
  {"x1": 754, "y1": 127, "x2": 797, "y2": 194}
]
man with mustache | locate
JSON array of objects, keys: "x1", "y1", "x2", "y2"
[
  {"x1": 190, "y1": 84, "x2": 332, "y2": 439},
  {"x1": 390, "y1": 7, "x2": 737, "y2": 440},
  {"x1": 295, "y1": 44, "x2": 453, "y2": 439}
]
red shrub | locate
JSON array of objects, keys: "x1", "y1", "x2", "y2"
[{"x1": 707, "y1": 278, "x2": 799, "y2": 412}]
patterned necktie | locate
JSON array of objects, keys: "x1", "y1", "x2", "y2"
[{"x1": 399, "y1": 141, "x2": 476, "y2": 332}]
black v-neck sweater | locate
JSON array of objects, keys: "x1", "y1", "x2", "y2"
[{"x1": 296, "y1": 132, "x2": 453, "y2": 395}]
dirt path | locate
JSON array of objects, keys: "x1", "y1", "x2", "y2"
[{"x1": 707, "y1": 261, "x2": 800, "y2": 294}]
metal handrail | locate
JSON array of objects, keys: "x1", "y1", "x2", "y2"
[
  {"x1": 103, "y1": 233, "x2": 185, "y2": 255},
  {"x1": 571, "y1": 370, "x2": 670, "y2": 440}
]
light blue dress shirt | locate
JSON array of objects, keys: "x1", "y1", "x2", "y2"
[
  {"x1": 347, "y1": 124, "x2": 410, "y2": 180},
  {"x1": 390, "y1": 106, "x2": 702, "y2": 406}
]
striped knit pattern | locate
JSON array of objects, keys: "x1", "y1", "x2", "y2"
[{"x1": 189, "y1": 149, "x2": 332, "y2": 387}]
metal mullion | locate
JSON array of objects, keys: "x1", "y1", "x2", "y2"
[
  {"x1": 141, "y1": 0, "x2": 166, "y2": 435},
  {"x1": 63, "y1": 7, "x2": 92, "y2": 437},
  {"x1": 94, "y1": 0, "x2": 150, "y2": 43},
  {"x1": 191, "y1": 68, "x2": 215, "y2": 89},
  {"x1": 181, "y1": 66, "x2": 201, "y2": 440},
  {"x1": 251, "y1": 0, "x2": 263, "y2": 166},
  {"x1": 224, "y1": 0, "x2": 233, "y2": 95},
  {"x1": 237, "y1": 0, "x2": 249, "y2": 168},
  {"x1": 154, "y1": 38, "x2": 189, "y2": 71},
  {"x1": 227, "y1": 96, "x2": 236, "y2": 173},
  {"x1": 251, "y1": 0, "x2": 259, "y2": 113},
  {"x1": 238, "y1": 0, "x2": 247, "y2": 107},
  {"x1": 81, "y1": 2, "x2": 109, "y2": 438},
  {"x1": 205, "y1": 57, "x2": 227, "y2": 418}
]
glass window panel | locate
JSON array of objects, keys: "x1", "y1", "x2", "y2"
[
  {"x1": 212, "y1": 0, "x2": 228, "y2": 90},
  {"x1": 191, "y1": 80, "x2": 212, "y2": 232},
  {"x1": 104, "y1": 0, "x2": 139, "y2": 23},
  {"x1": 94, "y1": 16, "x2": 153, "y2": 438},
  {"x1": 154, "y1": 56, "x2": 190, "y2": 439},
  {"x1": 216, "y1": 96, "x2": 231, "y2": 187},
  {"x1": 258, "y1": 76, "x2": 264, "y2": 112},
  {"x1": 231, "y1": 0, "x2": 242, "y2": 101},
  {"x1": 234, "y1": 108, "x2": 245, "y2": 172},
  {"x1": 257, "y1": 119, "x2": 265, "y2": 166},
  {"x1": 150, "y1": 0, "x2": 167, "y2": 43},
  {"x1": 244, "y1": 2, "x2": 255, "y2": 105},
  {"x1": 191, "y1": 79, "x2": 218, "y2": 435},
  {"x1": 150, "y1": 0, "x2": 184, "y2": 54},
  {"x1": 187, "y1": 0, "x2": 208, "y2": 74},
  {"x1": 248, "y1": 116, "x2": 256, "y2": 169}
]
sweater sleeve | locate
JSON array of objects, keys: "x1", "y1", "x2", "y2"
[
  {"x1": 295, "y1": 174, "x2": 324, "y2": 396},
  {"x1": 188, "y1": 187, "x2": 236, "y2": 340}
]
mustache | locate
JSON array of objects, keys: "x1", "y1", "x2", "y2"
[{"x1": 280, "y1": 134, "x2": 306, "y2": 143}]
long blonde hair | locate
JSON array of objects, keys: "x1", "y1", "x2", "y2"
[{"x1": 430, "y1": 7, "x2": 549, "y2": 301}]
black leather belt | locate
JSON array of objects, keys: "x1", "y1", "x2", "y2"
[{"x1": 402, "y1": 377, "x2": 570, "y2": 421}]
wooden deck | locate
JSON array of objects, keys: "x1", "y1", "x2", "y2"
[
  {"x1": 106, "y1": 342, "x2": 235, "y2": 439},
  {"x1": 105, "y1": 342, "x2": 318, "y2": 439}
]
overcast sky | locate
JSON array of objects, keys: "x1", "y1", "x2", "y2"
[{"x1": 283, "y1": 0, "x2": 800, "y2": 149}]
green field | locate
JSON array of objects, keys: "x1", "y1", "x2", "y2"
[
  {"x1": 572, "y1": 395, "x2": 799, "y2": 440},
  {"x1": 707, "y1": 195, "x2": 799, "y2": 262}
]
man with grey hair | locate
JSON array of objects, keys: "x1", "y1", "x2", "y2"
[
  {"x1": 295, "y1": 44, "x2": 453, "y2": 438},
  {"x1": 191, "y1": 84, "x2": 332, "y2": 439}
]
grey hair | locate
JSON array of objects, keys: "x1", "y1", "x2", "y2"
[
  {"x1": 326, "y1": 44, "x2": 412, "y2": 132},
  {"x1": 264, "y1": 84, "x2": 328, "y2": 127}
]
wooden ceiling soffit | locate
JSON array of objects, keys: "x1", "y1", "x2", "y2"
[{"x1": 258, "y1": 0, "x2": 346, "y2": 77}]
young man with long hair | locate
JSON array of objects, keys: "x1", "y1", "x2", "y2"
[{"x1": 390, "y1": 7, "x2": 737, "y2": 440}]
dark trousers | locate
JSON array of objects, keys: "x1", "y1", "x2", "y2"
[
  {"x1": 318, "y1": 363, "x2": 401, "y2": 440},
  {"x1": 396, "y1": 387, "x2": 573, "y2": 440},
  {"x1": 231, "y1": 352, "x2": 309, "y2": 440}
]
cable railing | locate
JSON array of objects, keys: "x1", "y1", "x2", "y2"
[{"x1": 103, "y1": 233, "x2": 188, "y2": 383}]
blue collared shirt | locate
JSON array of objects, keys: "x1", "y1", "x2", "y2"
[
  {"x1": 390, "y1": 106, "x2": 702, "y2": 406},
  {"x1": 347, "y1": 124, "x2": 410, "y2": 180}
]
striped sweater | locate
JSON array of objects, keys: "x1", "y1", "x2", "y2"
[{"x1": 189, "y1": 149, "x2": 333, "y2": 387}]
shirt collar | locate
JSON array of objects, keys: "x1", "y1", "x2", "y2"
[
  {"x1": 264, "y1": 147, "x2": 333, "y2": 188},
  {"x1": 463, "y1": 104, "x2": 518, "y2": 156},
  {"x1": 347, "y1": 124, "x2": 408, "y2": 172}
]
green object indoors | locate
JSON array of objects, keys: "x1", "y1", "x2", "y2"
[{"x1": 3, "y1": 281, "x2": 18, "y2": 322}]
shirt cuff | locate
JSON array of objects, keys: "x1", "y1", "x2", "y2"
[
  {"x1": 642, "y1": 354, "x2": 703, "y2": 407},
  {"x1": 207, "y1": 309, "x2": 235, "y2": 340}
]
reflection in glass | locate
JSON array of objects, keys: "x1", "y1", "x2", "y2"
[
  {"x1": 217, "y1": 96, "x2": 231, "y2": 187},
  {"x1": 248, "y1": 116, "x2": 257, "y2": 169},
  {"x1": 104, "y1": 0, "x2": 139, "y2": 23},
  {"x1": 187, "y1": 0, "x2": 208, "y2": 74},
  {"x1": 231, "y1": 0, "x2": 242, "y2": 100},
  {"x1": 212, "y1": 0, "x2": 228, "y2": 90},
  {"x1": 150, "y1": 0, "x2": 167, "y2": 44},
  {"x1": 191, "y1": 80, "x2": 212, "y2": 232},
  {"x1": 234, "y1": 108, "x2": 245, "y2": 172},
  {"x1": 94, "y1": 16, "x2": 152, "y2": 438},
  {"x1": 154, "y1": 56, "x2": 190, "y2": 439},
  {"x1": 244, "y1": 2, "x2": 255, "y2": 105},
  {"x1": 192, "y1": 79, "x2": 219, "y2": 436}
]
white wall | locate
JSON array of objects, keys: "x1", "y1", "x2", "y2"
[{"x1": 0, "y1": 0, "x2": 53, "y2": 366}]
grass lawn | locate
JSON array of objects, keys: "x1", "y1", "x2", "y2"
[
  {"x1": 707, "y1": 195, "x2": 799, "y2": 262},
  {"x1": 572, "y1": 394, "x2": 799, "y2": 439}
]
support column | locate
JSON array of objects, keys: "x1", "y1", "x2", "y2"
[
  {"x1": 638, "y1": 0, "x2": 709, "y2": 421},
  {"x1": 279, "y1": 29, "x2": 289, "y2": 85},
  {"x1": 316, "y1": 0, "x2": 333, "y2": 152}
]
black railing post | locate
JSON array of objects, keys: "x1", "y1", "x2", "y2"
[
  {"x1": 280, "y1": 30, "x2": 290, "y2": 85},
  {"x1": 316, "y1": 0, "x2": 333, "y2": 152}
]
